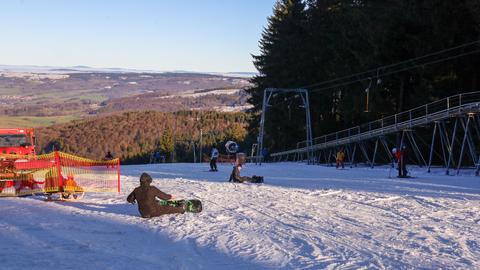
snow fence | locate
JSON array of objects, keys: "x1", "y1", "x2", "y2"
[{"x1": 0, "y1": 151, "x2": 120, "y2": 197}]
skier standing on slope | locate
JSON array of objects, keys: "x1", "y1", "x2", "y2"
[
  {"x1": 261, "y1": 147, "x2": 269, "y2": 163},
  {"x1": 210, "y1": 146, "x2": 219, "y2": 171},
  {"x1": 336, "y1": 148, "x2": 345, "y2": 169},
  {"x1": 127, "y1": 173, "x2": 185, "y2": 218},
  {"x1": 104, "y1": 151, "x2": 114, "y2": 160},
  {"x1": 104, "y1": 151, "x2": 115, "y2": 168},
  {"x1": 398, "y1": 145, "x2": 409, "y2": 178}
]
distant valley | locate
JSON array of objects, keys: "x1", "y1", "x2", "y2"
[{"x1": 0, "y1": 65, "x2": 253, "y2": 127}]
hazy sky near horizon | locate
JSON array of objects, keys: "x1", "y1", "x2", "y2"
[{"x1": 1, "y1": 0, "x2": 276, "y2": 73}]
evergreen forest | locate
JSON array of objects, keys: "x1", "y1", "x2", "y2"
[{"x1": 247, "y1": 0, "x2": 480, "y2": 152}]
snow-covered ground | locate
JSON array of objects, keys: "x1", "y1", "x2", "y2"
[{"x1": 1, "y1": 163, "x2": 479, "y2": 269}]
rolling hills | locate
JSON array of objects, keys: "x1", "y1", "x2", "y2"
[{"x1": 0, "y1": 68, "x2": 252, "y2": 127}]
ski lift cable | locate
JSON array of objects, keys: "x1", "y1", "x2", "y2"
[
  {"x1": 298, "y1": 39, "x2": 480, "y2": 90},
  {"x1": 307, "y1": 48, "x2": 480, "y2": 94},
  {"x1": 260, "y1": 40, "x2": 480, "y2": 106}
]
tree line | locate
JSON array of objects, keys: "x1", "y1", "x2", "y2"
[
  {"x1": 37, "y1": 110, "x2": 249, "y2": 164},
  {"x1": 247, "y1": 0, "x2": 480, "y2": 152}
]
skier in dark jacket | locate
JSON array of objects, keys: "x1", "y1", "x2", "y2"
[
  {"x1": 127, "y1": 173, "x2": 185, "y2": 218},
  {"x1": 210, "y1": 146, "x2": 219, "y2": 171},
  {"x1": 398, "y1": 145, "x2": 409, "y2": 178}
]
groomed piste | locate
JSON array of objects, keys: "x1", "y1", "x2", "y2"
[{"x1": 1, "y1": 162, "x2": 479, "y2": 269}]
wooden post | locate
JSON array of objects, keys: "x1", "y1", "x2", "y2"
[
  {"x1": 54, "y1": 151, "x2": 63, "y2": 192},
  {"x1": 117, "y1": 159, "x2": 121, "y2": 193}
]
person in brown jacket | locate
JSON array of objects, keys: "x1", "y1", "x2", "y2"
[
  {"x1": 229, "y1": 163, "x2": 253, "y2": 183},
  {"x1": 228, "y1": 153, "x2": 263, "y2": 183},
  {"x1": 127, "y1": 173, "x2": 185, "y2": 218}
]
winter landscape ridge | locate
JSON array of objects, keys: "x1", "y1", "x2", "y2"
[
  {"x1": 1, "y1": 163, "x2": 479, "y2": 270},
  {"x1": 0, "y1": 65, "x2": 253, "y2": 128}
]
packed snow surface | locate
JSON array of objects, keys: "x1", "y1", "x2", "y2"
[{"x1": 1, "y1": 163, "x2": 479, "y2": 269}]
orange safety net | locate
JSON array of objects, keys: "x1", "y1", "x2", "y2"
[{"x1": 0, "y1": 151, "x2": 120, "y2": 197}]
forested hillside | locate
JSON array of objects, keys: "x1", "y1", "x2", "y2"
[
  {"x1": 247, "y1": 0, "x2": 480, "y2": 152},
  {"x1": 36, "y1": 111, "x2": 248, "y2": 164}
]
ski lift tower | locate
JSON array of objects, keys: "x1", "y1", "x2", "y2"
[{"x1": 257, "y1": 88, "x2": 314, "y2": 164}]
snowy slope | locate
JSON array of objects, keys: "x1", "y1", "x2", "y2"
[{"x1": 1, "y1": 163, "x2": 479, "y2": 269}]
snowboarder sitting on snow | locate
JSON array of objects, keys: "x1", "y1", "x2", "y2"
[
  {"x1": 228, "y1": 153, "x2": 263, "y2": 183},
  {"x1": 127, "y1": 173, "x2": 185, "y2": 218}
]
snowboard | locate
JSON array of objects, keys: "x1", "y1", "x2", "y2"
[
  {"x1": 232, "y1": 175, "x2": 264, "y2": 183},
  {"x1": 251, "y1": 175, "x2": 264, "y2": 183},
  {"x1": 159, "y1": 199, "x2": 203, "y2": 213}
]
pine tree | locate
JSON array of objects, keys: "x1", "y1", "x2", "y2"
[
  {"x1": 247, "y1": 0, "x2": 309, "y2": 151},
  {"x1": 247, "y1": 0, "x2": 480, "y2": 153},
  {"x1": 160, "y1": 128, "x2": 175, "y2": 162}
]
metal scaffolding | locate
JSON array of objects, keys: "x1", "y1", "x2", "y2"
[
  {"x1": 257, "y1": 88, "x2": 313, "y2": 164},
  {"x1": 269, "y1": 91, "x2": 480, "y2": 175}
]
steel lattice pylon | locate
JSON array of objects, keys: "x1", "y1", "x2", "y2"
[
  {"x1": 267, "y1": 91, "x2": 480, "y2": 175},
  {"x1": 257, "y1": 88, "x2": 313, "y2": 165}
]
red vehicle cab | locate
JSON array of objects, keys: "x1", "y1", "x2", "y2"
[
  {"x1": 0, "y1": 128, "x2": 36, "y2": 156},
  {"x1": 0, "y1": 128, "x2": 37, "y2": 194}
]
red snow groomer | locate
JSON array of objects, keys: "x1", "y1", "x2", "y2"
[
  {"x1": 0, "y1": 128, "x2": 120, "y2": 200},
  {"x1": 0, "y1": 128, "x2": 36, "y2": 156}
]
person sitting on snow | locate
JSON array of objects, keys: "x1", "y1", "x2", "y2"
[
  {"x1": 229, "y1": 153, "x2": 263, "y2": 183},
  {"x1": 127, "y1": 173, "x2": 185, "y2": 218}
]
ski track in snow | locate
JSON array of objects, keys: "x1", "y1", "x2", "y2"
[{"x1": 1, "y1": 163, "x2": 480, "y2": 269}]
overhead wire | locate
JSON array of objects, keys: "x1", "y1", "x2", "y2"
[
  {"x1": 266, "y1": 41, "x2": 480, "y2": 108},
  {"x1": 308, "y1": 48, "x2": 480, "y2": 94},
  {"x1": 299, "y1": 39, "x2": 480, "y2": 90},
  {"x1": 211, "y1": 40, "x2": 480, "y2": 95}
]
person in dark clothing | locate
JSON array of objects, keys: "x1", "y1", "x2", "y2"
[
  {"x1": 229, "y1": 163, "x2": 252, "y2": 183},
  {"x1": 398, "y1": 146, "x2": 409, "y2": 178},
  {"x1": 127, "y1": 173, "x2": 185, "y2": 218},
  {"x1": 104, "y1": 151, "x2": 114, "y2": 160},
  {"x1": 104, "y1": 151, "x2": 115, "y2": 168},
  {"x1": 210, "y1": 146, "x2": 219, "y2": 171},
  {"x1": 261, "y1": 148, "x2": 269, "y2": 163},
  {"x1": 154, "y1": 150, "x2": 161, "y2": 163},
  {"x1": 396, "y1": 145, "x2": 408, "y2": 178}
]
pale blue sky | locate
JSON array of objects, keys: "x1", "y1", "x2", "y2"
[{"x1": 0, "y1": 0, "x2": 276, "y2": 72}]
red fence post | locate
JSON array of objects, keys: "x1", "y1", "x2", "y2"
[
  {"x1": 117, "y1": 159, "x2": 121, "y2": 193},
  {"x1": 55, "y1": 151, "x2": 63, "y2": 192}
]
